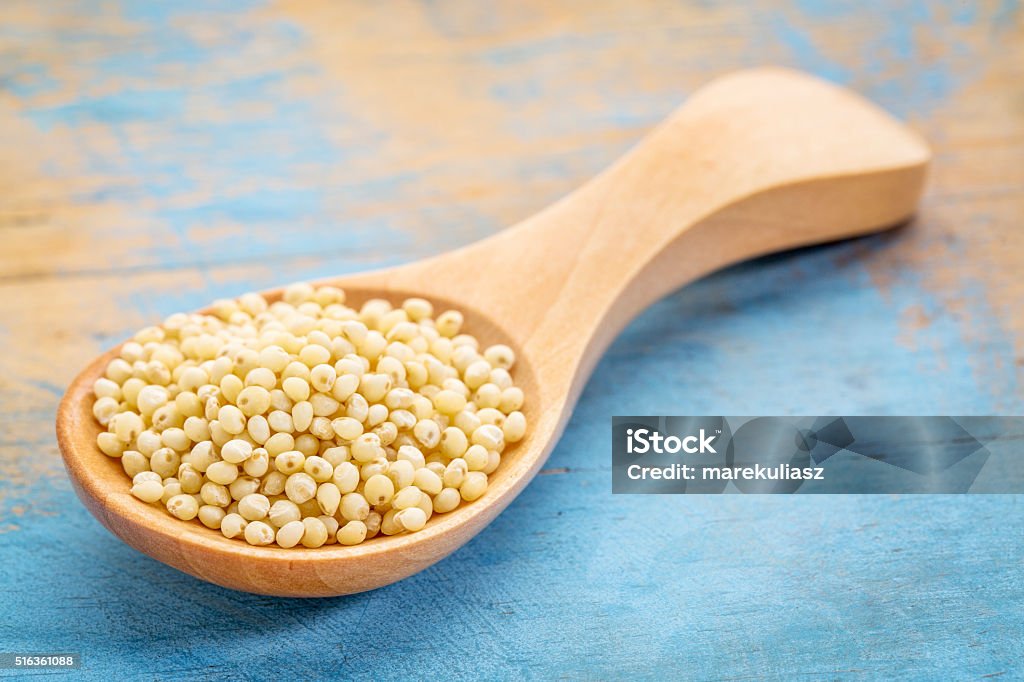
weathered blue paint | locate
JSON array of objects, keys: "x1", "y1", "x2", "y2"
[{"x1": 1, "y1": 0, "x2": 1021, "y2": 680}]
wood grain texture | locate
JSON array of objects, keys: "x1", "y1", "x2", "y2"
[{"x1": 1, "y1": 0, "x2": 1022, "y2": 678}]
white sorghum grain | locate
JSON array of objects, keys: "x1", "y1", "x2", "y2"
[
  {"x1": 238, "y1": 493, "x2": 271, "y2": 521},
  {"x1": 206, "y1": 461, "x2": 239, "y2": 486},
  {"x1": 443, "y1": 458, "x2": 468, "y2": 489},
  {"x1": 440, "y1": 427, "x2": 468, "y2": 458},
  {"x1": 186, "y1": 441, "x2": 216, "y2": 472},
  {"x1": 477, "y1": 407, "x2": 504, "y2": 426},
  {"x1": 244, "y1": 520, "x2": 276, "y2": 546},
  {"x1": 292, "y1": 401, "x2": 314, "y2": 432},
  {"x1": 160, "y1": 480, "x2": 182, "y2": 505},
  {"x1": 395, "y1": 506, "x2": 428, "y2": 532},
  {"x1": 331, "y1": 416, "x2": 363, "y2": 441},
  {"x1": 316, "y1": 482, "x2": 342, "y2": 517},
  {"x1": 380, "y1": 509, "x2": 403, "y2": 536},
  {"x1": 364, "y1": 511, "x2": 382, "y2": 538},
  {"x1": 435, "y1": 310, "x2": 463, "y2": 338},
  {"x1": 220, "y1": 439, "x2": 253, "y2": 464},
  {"x1": 282, "y1": 376, "x2": 310, "y2": 403},
  {"x1": 97, "y1": 432, "x2": 125, "y2": 457},
  {"x1": 275, "y1": 450, "x2": 305, "y2": 475},
  {"x1": 236, "y1": 385, "x2": 271, "y2": 417},
  {"x1": 131, "y1": 479, "x2": 164, "y2": 503},
  {"x1": 336, "y1": 520, "x2": 367, "y2": 546},
  {"x1": 166, "y1": 493, "x2": 199, "y2": 520},
  {"x1": 350, "y1": 433, "x2": 382, "y2": 463},
  {"x1": 220, "y1": 513, "x2": 247, "y2": 539},
  {"x1": 300, "y1": 517, "x2": 329, "y2": 548},
  {"x1": 340, "y1": 492, "x2": 370, "y2": 521},
  {"x1": 228, "y1": 476, "x2": 260, "y2": 501},
  {"x1": 499, "y1": 388, "x2": 524, "y2": 415},
  {"x1": 475, "y1": 383, "x2": 501, "y2": 409},
  {"x1": 261, "y1": 471, "x2": 287, "y2": 496},
  {"x1": 363, "y1": 474, "x2": 394, "y2": 506},
  {"x1": 200, "y1": 481, "x2": 230, "y2": 507},
  {"x1": 243, "y1": 448, "x2": 270, "y2": 477},
  {"x1": 332, "y1": 461, "x2": 360, "y2": 493},
  {"x1": 454, "y1": 410, "x2": 482, "y2": 436},
  {"x1": 218, "y1": 404, "x2": 245, "y2": 434},
  {"x1": 471, "y1": 424, "x2": 504, "y2": 451},
  {"x1": 247, "y1": 415, "x2": 270, "y2": 444},
  {"x1": 304, "y1": 455, "x2": 333, "y2": 483},
  {"x1": 413, "y1": 467, "x2": 443, "y2": 496},
  {"x1": 397, "y1": 444, "x2": 426, "y2": 469},
  {"x1": 464, "y1": 444, "x2": 489, "y2": 472},
  {"x1": 503, "y1": 411, "x2": 527, "y2": 443},
  {"x1": 268, "y1": 499, "x2": 301, "y2": 527},
  {"x1": 121, "y1": 450, "x2": 148, "y2": 477},
  {"x1": 432, "y1": 389, "x2": 466, "y2": 415},
  {"x1": 433, "y1": 487, "x2": 461, "y2": 513},
  {"x1": 392, "y1": 485, "x2": 422, "y2": 510},
  {"x1": 320, "y1": 515, "x2": 340, "y2": 544},
  {"x1": 413, "y1": 419, "x2": 441, "y2": 449},
  {"x1": 198, "y1": 505, "x2": 226, "y2": 530},
  {"x1": 483, "y1": 450, "x2": 501, "y2": 475},
  {"x1": 276, "y1": 519, "x2": 306, "y2": 548},
  {"x1": 483, "y1": 344, "x2": 515, "y2": 370},
  {"x1": 91, "y1": 284, "x2": 527, "y2": 547},
  {"x1": 388, "y1": 459, "x2": 415, "y2": 489},
  {"x1": 460, "y1": 472, "x2": 488, "y2": 502},
  {"x1": 360, "y1": 458, "x2": 388, "y2": 481},
  {"x1": 92, "y1": 395, "x2": 117, "y2": 421},
  {"x1": 132, "y1": 471, "x2": 162, "y2": 485}
]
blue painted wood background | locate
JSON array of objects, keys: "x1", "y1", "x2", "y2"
[{"x1": 1, "y1": 1, "x2": 1022, "y2": 679}]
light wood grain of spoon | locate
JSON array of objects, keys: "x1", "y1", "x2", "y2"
[{"x1": 57, "y1": 68, "x2": 930, "y2": 597}]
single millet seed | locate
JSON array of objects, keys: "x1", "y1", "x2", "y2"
[{"x1": 91, "y1": 284, "x2": 527, "y2": 549}]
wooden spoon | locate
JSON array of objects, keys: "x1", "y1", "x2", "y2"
[{"x1": 57, "y1": 68, "x2": 930, "y2": 597}]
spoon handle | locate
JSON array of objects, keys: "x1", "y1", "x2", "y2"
[
  {"x1": 437, "y1": 68, "x2": 929, "y2": 394},
  {"x1": 372, "y1": 68, "x2": 929, "y2": 405}
]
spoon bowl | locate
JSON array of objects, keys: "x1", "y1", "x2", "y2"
[
  {"x1": 59, "y1": 287, "x2": 546, "y2": 595},
  {"x1": 57, "y1": 68, "x2": 930, "y2": 596}
]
